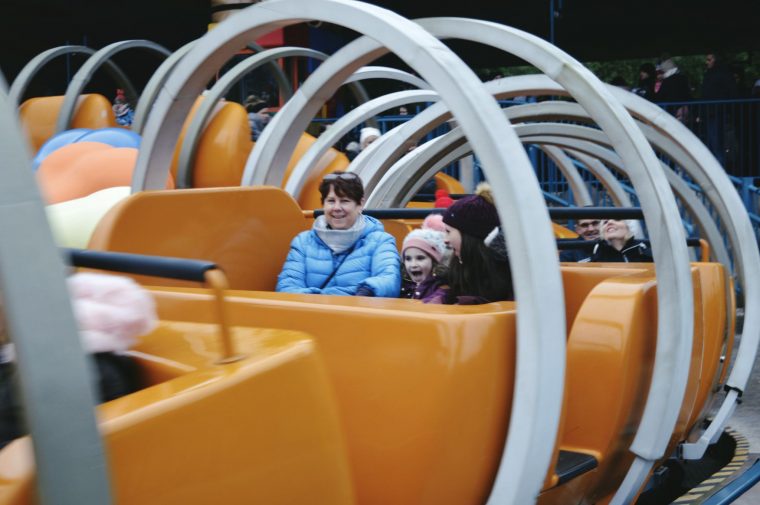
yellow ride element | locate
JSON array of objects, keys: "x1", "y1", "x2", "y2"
[
  {"x1": 18, "y1": 94, "x2": 117, "y2": 152},
  {"x1": 0, "y1": 186, "x2": 732, "y2": 504},
  {"x1": 45, "y1": 186, "x2": 131, "y2": 248}
]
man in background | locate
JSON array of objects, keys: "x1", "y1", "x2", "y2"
[{"x1": 560, "y1": 218, "x2": 600, "y2": 262}]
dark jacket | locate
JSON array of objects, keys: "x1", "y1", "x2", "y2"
[
  {"x1": 633, "y1": 76, "x2": 656, "y2": 101},
  {"x1": 655, "y1": 72, "x2": 691, "y2": 103},
  {"x1": 0, "y1": 352, "x2": 141, "y2": 449},
  {"x1": 701, "y1": 64, "x2": 737, "y2": 101},
  {"x1": 560, "y1": 245, "x2": 594, "y2": 262},
  {"x1": 583, "y1": 238, "x2": 653, "y2": 263}
]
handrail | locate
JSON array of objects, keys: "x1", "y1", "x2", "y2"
[
  {"x1": 65, "y1": 248, "x2": 217, "y2": 282},
  {"x1": 556, "y1": 238, "x2": 702, "y2": 250},
  {"x1": 64, "y1": 248, "x2": 241, "y2": 363},
  {"x1": 313, "y1": 206, "x2": 646, "y2": 220}
]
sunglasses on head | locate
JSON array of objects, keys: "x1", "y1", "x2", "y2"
[{"x1": 323, "y1": 172, "x2": 361, "y2": 182}]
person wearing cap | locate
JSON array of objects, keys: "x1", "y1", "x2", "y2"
[
  {"x1": 276, "y1": 171, "x2": 401, "y2": 297},
  {"x1": 345, "y1": 141, "x2": 360, "y2": 161},
  {"x1": 112, "y1": 89, "x2": 134, "y2": 127},
  {"x1": 440, "y1": 183, "x2": 513, "y2": 304},
  {"x1": 654, "y1": 57, "x2": 691, "y2": 104},
  {"x1": 359, "y1": 127, "x2": 381, "y2": 150},
  {"x1": 399, "y1": 224, "x2": 449, "y2": 302}
]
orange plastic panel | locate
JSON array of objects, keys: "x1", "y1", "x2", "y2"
[
  {"x1": 557, "y1": 271, "x2": 659, "y2": 503},
  {"x1": 37, "y1": 144, "x2": 174, "y2": 204},
  {"x1": 149, "y1": 290, "x2": 515, "y2": 505},
  {"x1": 88, "y1": 187, "x2": 309, "y2": 290},
  {"x1": 286, "y1": 136, "x2": 350, "y2": 211},
  {"x1": 379, "y1": 219, "x2": 411, "y2": 253},
  {"x1": 19, "y1": 94, "x2": 117, "y2": 152},
  {"x1": 434, "y1": 172, "x2": 465, "y2": 194},
  {"x1": 553, "y1": 222, "x2": 579, "y2": 239},
  {"x1": 560, "y1": 264, "x2": 650, "y2": 330},
  {"x1": 405, "y1": 201, "x2": 434, "y2": 208},
  {"x1": 0, "y1": 323, "x2": 355, "y2": 505},
  {"x1": 683, "y1": 263, "x2": 729, "y2": 434},
  {"x1": 665, "y1": 268, "x2": 706, "y2": 455},
  {"x1": 168, "y1": 96, "x2": 204, "y2": 182},
  {"x1": 192, "y1": 102, "x2": 254, "y2": 188}
]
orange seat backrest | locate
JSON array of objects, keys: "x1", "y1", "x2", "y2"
[
  {"x1": 19, "y1": 94, "x2": 117, "y2": 152},
  {"x1": 380, "y1": 219, "x2": 412, "y2": 253},
  {"x1": 88, "y1": 187, "x2": 309, "y2": 290},
  {"x1": 558, "y1": 270, "x2": 659, "y2": 503},
  {"x1": 192, "y1": 102, "x2": 255, "y2": 188},
  {"x1": 288, "y1": 139, "x2": 351, "y2": 211},
  {"x1": 560, "y1": 263, "x2": 650, "y2": 329},
  {"x1": 434, "y1": 172, "x2": 465, "y2": 194}
]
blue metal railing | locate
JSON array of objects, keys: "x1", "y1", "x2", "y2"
[
  {"x1": 310, "y1": 98, "x2": 760, "y2": 237},
  {"x1": 657, "y1": 98, "x2": 760, "y2": 179}
]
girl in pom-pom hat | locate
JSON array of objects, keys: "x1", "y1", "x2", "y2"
[{"x1": 399, "y1": 219, "x2": 449, "y2": 302}]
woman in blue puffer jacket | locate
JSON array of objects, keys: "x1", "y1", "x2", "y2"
[{"x1": 276, "y1": 171, "x2": 401, "y2": 297}]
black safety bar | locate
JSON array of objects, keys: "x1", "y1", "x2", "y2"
[
  {"x1": 557, "y1": 238, "x2": 702, "y2": 250},
  {"x1": 313, "y1": 207, "x2": 646, "y2": 220},
  {"x1": 64, "y1": 248, "x2": 219, "y2": 283}
]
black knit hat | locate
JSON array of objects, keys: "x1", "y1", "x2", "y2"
[{"x1": 442, "y1": 183, "x2": 500, "y2": 240}]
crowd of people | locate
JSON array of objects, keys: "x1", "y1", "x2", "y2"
[{"x1": 623, "y1": 53, "x2": 760, "y2": 175}]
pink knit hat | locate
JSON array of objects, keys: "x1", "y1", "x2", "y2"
[
  {"x1": 402, "y1": 228, "x2": 446, "y2": 263},
  {"x1": 68, "y1": 272, "x2": 157, "y2": 353}
]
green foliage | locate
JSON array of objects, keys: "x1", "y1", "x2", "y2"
[{"x1": 482, "y1": 51, "x2": 760, "y2": 98}]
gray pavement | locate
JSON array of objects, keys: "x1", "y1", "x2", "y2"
[
  {"x1": 723, "y1": 331, "x2": 760, "y2": 451},
  {"x1": 714, "y1": 329, "x2": 760, "y2": 503}
]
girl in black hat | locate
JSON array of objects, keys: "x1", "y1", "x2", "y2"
[{"x1": 440, "y1": 184, "x2": 513, "y2": 304}]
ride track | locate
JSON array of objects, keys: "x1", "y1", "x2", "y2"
[{"x1": 1, "y1": 0, "x2": 759, "y2": 503}]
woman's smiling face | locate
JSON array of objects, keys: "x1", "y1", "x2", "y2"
[
  {"x1": 602, "y1": 219, "x2": 630, "y2": 242},
  {"x1": 404, "y1": 247, "x2": 433, "y2": 283},
  {"x1": 323, "y1": 187, "x2": 362, "y2": 230}
]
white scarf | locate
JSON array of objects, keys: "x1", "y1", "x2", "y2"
[{"x1": 314, "y1": 214, "x2": 366, "y2": 254}]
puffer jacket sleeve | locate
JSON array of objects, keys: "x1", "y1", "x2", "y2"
[
  {"x1": 276, "y1": 233, "x2": 321, "y2": 294},
  {"x1": 357, "y1": 232, "x2": 401, "y2": 297}
]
